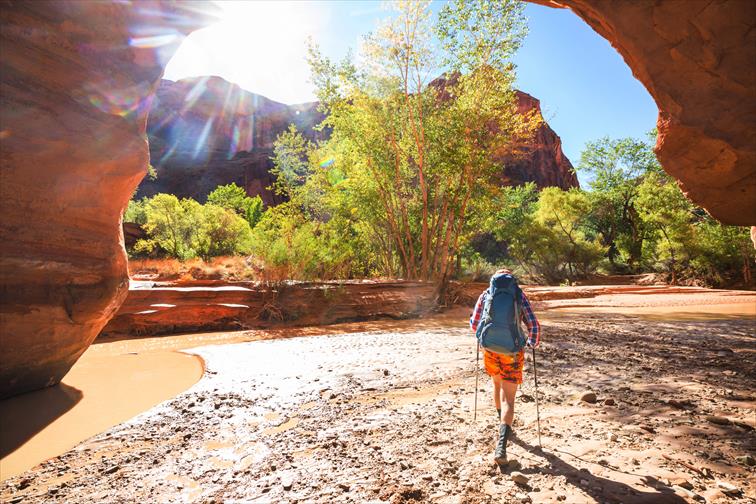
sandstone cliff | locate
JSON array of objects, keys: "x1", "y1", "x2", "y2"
[
  {"x1": 501, "y1": 91, "x2": 579, "y2": 189},
  {"x1": 138, "y1": 77, "x2": 325, "y2": 205},
  {"x1": 532, "y1": 0, "x2": 756, "y2": 225},
  {"x1": 137, "y1": 77, "x2": 577, "y2": 205}
]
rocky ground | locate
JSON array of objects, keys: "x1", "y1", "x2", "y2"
[{"x1": 2, "y1": 309, "x2": 754, "y2": 503}]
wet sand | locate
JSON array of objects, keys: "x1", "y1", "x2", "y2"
[
  {"x1": 0, "y1": 348, "x2": 203, "y2": 480},
  {"x1": 1, "y1": 287, "x2": 754, "y2": 502},
  {"x1": 552, "y1": 302, "x2": 756, "y2": 320}
]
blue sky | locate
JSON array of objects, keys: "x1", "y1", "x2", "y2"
[{"x1": 164, "y1": 1, "x2": 658, "y2": 185}]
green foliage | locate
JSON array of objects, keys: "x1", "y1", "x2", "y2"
[
  {"x1": 207, "y1": 183, "x2": 265, "y2": 229},
  {"x1": 134, "y1": 194, "x2": 198, "y2": 260},
  {"x1": 578, "y1": 135, "x2": 662, "y2": 269},
  {"x1": 126, "y1": 189, "x2": 254, "y2": 261},
  {"x1": 492, "y1": 187, "x2": 605, "y2": 283},
  {"x1": 436, "y1": 0, "x2": 527, "y2": 72},
  {"x1": 294, "y1": 0, "x2": 535, "y2": 281},
  {"x1": 270, "y1": 125, "x2": 313, "y2": 198},
  {"x1": 250, "y1": 202, "x2": 357, "y2": 281},
  {"x1": 124, "y1": 197, "x2": 149, "y2": 225},
  {"x1": 634, "y1": 173, "x2": 754, "y2": 286}
]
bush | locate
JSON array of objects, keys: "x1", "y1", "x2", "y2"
[{"x1": 127, "y1": 191, "x2": 254, "y2": 261}]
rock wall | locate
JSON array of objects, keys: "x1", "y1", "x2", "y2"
[
  {"x1": 138, "y1": 77, "x2": 326, "y2": 205},
  {"x1": 531, "y1": 0, "x2": 756, "y2": 225},
  {"x1": 138, "y1": 77, "x2": 577, "y2": 206},
  {"x1": 101, "y1": 280, "x2": 440, "y2": 337},
  {"x1": 500, "y1": 91, "x2": 579, "y2": 189},
  {"x1": 0, "y1": 1, "x2": 213, "y2": 399}
]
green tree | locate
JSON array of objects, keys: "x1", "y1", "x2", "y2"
[
  {"x1": 270, "y1": 125, "x2": 313, "y2": 198},
  {"x1": 530, "y1": 188, "x2": 605, "y2": 282},
  {"x1": 124, "y1": 197, "x2": 149, "y2": 225},
  {"x1": 207, "y1": 183, "x2": 264, "y2": 230},
  {"x1": 195, "y1": 204, "x2": 253, "y2": 260},
  {"x1": 578, "y1": 133, "x2": 662, "y2": 269},
  {"x1": 635, "y1": 173, "x2": 695, "y2": 282},
  {"x1": 304, "y1": 0, "x2": 535, "y2": 282},
  {"x1": 135, "y1": 194, "x2": 198, "y2": 259}
]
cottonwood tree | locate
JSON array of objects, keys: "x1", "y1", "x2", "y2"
[{"x1": 300, "y1": 0, "x2": 536, "y2": 283}]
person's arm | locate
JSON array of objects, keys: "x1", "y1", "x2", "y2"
[
  {"x1": 520, "y1": 291, "x2": 541, "y2": 348},
  {"x1": 470, "y1": 292, "x2": 486, "y2": 333}
]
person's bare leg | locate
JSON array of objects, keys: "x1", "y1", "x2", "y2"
[
  {"x1": 500, "y1": 380, "x2": 518, "y2": 426},
  {"x1": 492, "y1": 376, "x2": 502, "y2": 413}
]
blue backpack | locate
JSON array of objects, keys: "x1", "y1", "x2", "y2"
[{"x1": 475, "y1": 273, "x2": 526, "y2": 355}]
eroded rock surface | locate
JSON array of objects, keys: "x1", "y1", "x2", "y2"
[
  {"x1": 501, "y1": 91, "x2": 579, "y2": 189},
  {"x1": 138, "y1": 77, "x2": 326, "y2": 205},
  {"x1": 0, "y1": 1, "x2": 212, "y2": 398},
  {"x1": 100, "y1": 280, "x2": 440, "y2": 337},
  {"x1": 532, "y1": 0, "x2": 756, "y2": 224},
  {"x1": 138, "y1": 77, "x2": 577, "y2": 206}
]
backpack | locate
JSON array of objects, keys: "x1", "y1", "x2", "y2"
[{"x1": 475, "y1": 273, "x2": 526, "y2": 355}]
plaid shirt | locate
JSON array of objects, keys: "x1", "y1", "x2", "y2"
[{"x1": 470, "y1": 287, "x2": 541, "y2": 347}]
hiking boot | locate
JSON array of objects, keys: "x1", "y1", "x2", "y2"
[{"x1": 494, "y1": 424, "x2": 512, "y2": 465}]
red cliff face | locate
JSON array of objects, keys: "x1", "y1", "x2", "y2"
[
  {"x1": 531, "y1": 0, "x2": 756, "y2": 225},
  {"x1": 138, "y1": 77, "x2": 325, "y2": 205},
  {"x1": 139, "y1": 78, "x2": 577, "y2": 204},
  {"x1": 0, "y1": 1, "x2": 214, "y2": 399},
  {"x1": 500, "y1": 91, "x2": 579, "y2": 189}
]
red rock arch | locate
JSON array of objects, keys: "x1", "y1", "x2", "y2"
[{"x1": 0, "y1": 0, "x2": 754, "y2": 398}]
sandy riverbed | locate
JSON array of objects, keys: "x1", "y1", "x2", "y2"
[{"x1": 1, "y1": 287, "x2": 754, "y2": 503}]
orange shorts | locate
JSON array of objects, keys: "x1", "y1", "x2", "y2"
[{"x1": 483, "y1": 349, "x2": 524, "y2": 384}]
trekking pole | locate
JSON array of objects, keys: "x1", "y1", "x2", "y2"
[
  {"x1": 473, "y1": 342, "x2": 480, "y2": 421},
  {"x1": 531, "y1": 347, "x2": 542, "y2": 448}
]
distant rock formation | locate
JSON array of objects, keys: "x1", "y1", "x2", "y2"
[
  {"x1": 503, "y1": 91, "x2": 579, "y2": 189},
  {"x1": 138, "y1": 77, "x2": 326, "y2": 206},
  {"x1": 137, "y1": 77, "x2": 577, "y2": 205}
]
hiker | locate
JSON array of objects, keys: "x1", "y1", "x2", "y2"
[{"x1": 470, "y1": 268, "x2": 540, "y2": 465}]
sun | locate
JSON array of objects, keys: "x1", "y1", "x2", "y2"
[{"x1": 164, "y1": 0, "x2": 328, "y2": 104}]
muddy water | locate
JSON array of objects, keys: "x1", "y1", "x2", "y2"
[
  {"x1": 553, "y1": 302, "x2": 756, "y2": 320},
  {"x1": 0, "y1": 348, "x2": 203, "y2": 479}
]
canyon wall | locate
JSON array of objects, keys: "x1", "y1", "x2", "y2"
[
  {"x1": 138, "y1": 77, "x2": 326, "y2": 206},
  {"x1": 532, "y1": 0, "x2": 756, "y2": 225},
  {"x1": 0, "y1": 1, "x2": 212, "y2": 398},
  {"x1": 501, "y1": 91, "x2": 579, "y2": 189},
  {"x1": 137, "y1": 78, "x2": 577, "y2": 207}
]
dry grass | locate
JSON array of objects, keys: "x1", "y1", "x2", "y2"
[{"x1": 128, "y1": 256, "x2": 261, "y2": 282}]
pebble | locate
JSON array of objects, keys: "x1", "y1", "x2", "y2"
[
  {"x1": 281, "y1": 475, "x2": 294, "y2": 491},
  {"x1": 606, "y1": 432, "x2": 618, "y2": 442},
  {"x1": 715, "y1": 480, "x2": 740, "y2": 496},
  {"x1": 511, "y1": 472, "x2": 529, "y2": 485},
  {"x1": 506, "y1": 459, "x2": 522, "y2": 471},
  {"x1": 669, "y1": 477, "x2": 692, "y2": 490},
  {"x1": 580, "y1": 392, "x2": 597, "y2": 404},
  {"x1": 736, "y1": 454, "x2": 755, "y2": 466},
  {"x1": 603, "y1": 398, "x2": 616, "y2": 406},
  {"x1": 706, "y1": 415, "x2": 730, "y2": 425},
  {"x1": 514, "y1": 492, "x2": 531, "y2": 503}
]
